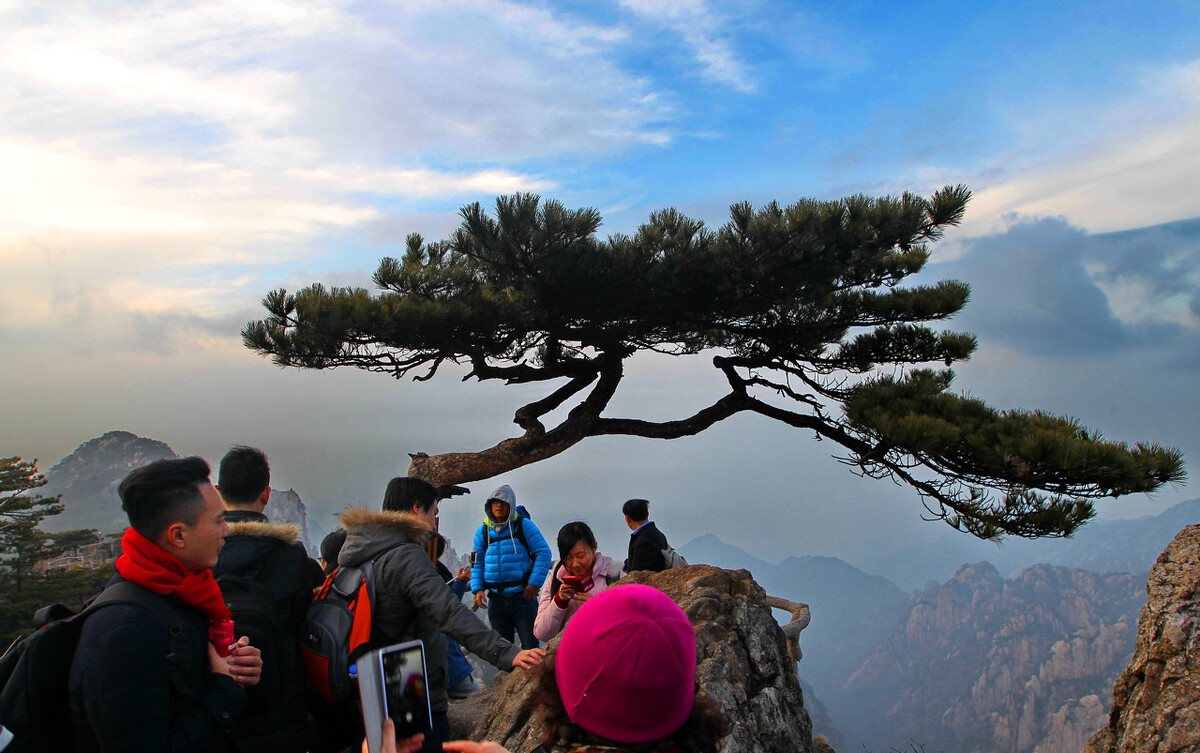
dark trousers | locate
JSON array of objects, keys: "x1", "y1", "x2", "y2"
[
  {"x1": 486, "y1": 591, "x2": 539, "y2": 650},
  {"x1": 416, "y1": 711, "x2": 451, "y2": 753}
]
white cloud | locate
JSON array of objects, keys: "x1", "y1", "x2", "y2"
[
  {"x1": 1089, "y1": 272, "x2": 1200, "y2": 330},
  {"x1": 0, "y1": 0, "x2": 672, "y2": 162},
  {"x1": 618, "y1": 0, "x2": 755, "y2": 92},
  {"x1": 1, "y1": 0, "x2": 670, "y2": 348},
  {"x1": 0, "y1": 138, "x2": 378, "y2": 245},
  {"x1": 282, "y1": 166, "x2": 552, "y2": 198}
]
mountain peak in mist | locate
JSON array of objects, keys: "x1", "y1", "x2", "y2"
[{"x1": 41, "y1": 430, "x2": 178, "y2": 533}]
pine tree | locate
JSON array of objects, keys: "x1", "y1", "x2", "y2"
[
  {"x1": 244, "y1": 191, "x2": 1184, "y2": 539},
  {"x1": 0, "y1": 456, "x2": 100, "y2": 593}
]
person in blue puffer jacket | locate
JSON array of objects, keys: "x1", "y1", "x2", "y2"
[{"x1": 470, "y1": 484, "x2": 552, "y2": 650}]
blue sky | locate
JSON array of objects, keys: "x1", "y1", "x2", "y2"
[{"x1": 2, "y1": 0, "x2": 1199, "y2": 563}]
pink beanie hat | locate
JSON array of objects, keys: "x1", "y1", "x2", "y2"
[{"x1": 555, "y1": 584, "x2": 696, "y2": 744}]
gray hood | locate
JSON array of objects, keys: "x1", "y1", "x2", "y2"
[{"x1": 485, "y1": 484, "x2": 517, "y2": 526}]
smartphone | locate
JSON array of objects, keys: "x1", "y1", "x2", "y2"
[
  {"x1": 381, "y1": 641, "x2": 432, "y2": 738},
  {"x1": 561, "y1": 574, "x2": 584, "y2": 590},
  {"x1": 359, "y1": 640, "x2": 432, "y2": 753},
  {"x1": 469, "y1": 550, "x2": 477, "y2": 566}
]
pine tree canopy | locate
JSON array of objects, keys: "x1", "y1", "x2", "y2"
[
  {"x1": 1, "y1": 456, "x2": 61, "y2": 524},
  {"x1": 1, "y1": 456, "x2": 102, "y2": 593},
  {"x1": 244, "y1": 189, "x2": 1185, "y2": 540}
]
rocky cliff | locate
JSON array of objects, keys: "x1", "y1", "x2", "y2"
[
  {"x1": 843, "y1": 562, "x2": 1143, "y2": 753},
  {"x1": 449, "y1": 565, "x2": 812, "y2": 753},
  {"x1": 267, "y1": 487, "x2": 316, "y2": 553},
  {"x1": 681, "y1": 534, "x2": 906, "y2": 746},
  {"x1": 1082, "y1": 524, "x2": 1200, "y2": 753}
]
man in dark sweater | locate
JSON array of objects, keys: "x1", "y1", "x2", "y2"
[
  {"x1": 212, "y1": 446, "x2": 323, "y2": 753},
  {"x1": 622, "y1": 498, "x2": 670, "y2": 573}
]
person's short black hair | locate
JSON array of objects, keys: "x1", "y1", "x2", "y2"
[
  {"x1": 319, "y1": 529, "x2": 347, "y2": 575},
  {"x1": 383, "y1": 477, "x2": 438, "y2": 513},
  {"x1": 119, "y1": 457, "x2": 212, "y2": 540},
  {"x1": 557, "y1": 521, "x2": 598, "y2": 564},
  {"x1": 622, "y1": 498, "x2": 649, "y2": 522},
  {"x1": 218, "y1": 445, "x2": 270, "y2": 506}
]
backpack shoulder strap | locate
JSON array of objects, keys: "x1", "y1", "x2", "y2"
[
  {"x1": 478, "y1": 523, "x2": 492, "y2": 556},
  {"x1": 84, "y1": 581, "x2": 190, "y2": 692},
  {"x1": 88, "y1": 581, "x2": 185, "y2": 632},
  {"x1": 513, "y1": 516, "x2": 529, "y2": 552}
]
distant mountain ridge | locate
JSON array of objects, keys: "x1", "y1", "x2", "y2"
[
  {"x1": 681, "y1": 528, "x2": 1157, "y2": 753},
  {"x1": 40, "y1": 431, "x2": 315, "y2": 551},
  {"x1": 680, "y1": 534, "x2": 907, "y2": 748},
  {"x1": 844, "y1": 562, "x2": 1143, "y2": 753},
  {"x1": 856, "y1": 498, "x2": 1200, "y2": 591}
]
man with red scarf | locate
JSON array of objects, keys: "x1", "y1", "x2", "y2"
[{"x1": 68, "y1": 457, "x2": 262, "y2": 753}]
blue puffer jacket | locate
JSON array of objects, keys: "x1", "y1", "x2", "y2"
[{"x1": 470, "y1": 485, "x2": 552, "y2": 597}]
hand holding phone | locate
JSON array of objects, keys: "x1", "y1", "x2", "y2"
[
  {"x1": 561, "y1": 574, "x2": 584, "y2": 591},
  {"x1": 360, "y1": 641, "x2": 432, "y2": 753}
]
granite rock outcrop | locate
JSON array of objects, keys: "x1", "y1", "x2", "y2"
[
  {"x1": 267, "y1": 487, "x2": 316, "y2": 553},
  {"x1": 1082, "y1": 524, "x2": 1200, "y2": 753},
  {"x1": 39, "y1": 431, "x2": 314, "y2": 550}
]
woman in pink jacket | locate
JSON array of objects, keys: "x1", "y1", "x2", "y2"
[{"x1": 534, "y1": 522, "x2": 618, "y2": 642}]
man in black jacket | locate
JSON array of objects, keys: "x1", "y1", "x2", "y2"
[
  {"x1": 213, "y1": 446, "x2": 323, "y2": 753},
  {"x1": 622, "y1": 498, "x2": 670, "y2": 573},
  {"x1": 69, "y1": 457, "x2": 260, "y2": 753}
]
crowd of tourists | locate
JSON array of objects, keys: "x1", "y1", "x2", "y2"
[{"x1": 15, "y1": 446, "x2": 722, "y2": 753}]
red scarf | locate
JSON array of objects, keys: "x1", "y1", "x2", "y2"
[{"x1": 116, "y1": 527, "x2": 232, "y2": 624}]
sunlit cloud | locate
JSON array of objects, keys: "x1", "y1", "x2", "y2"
[
  {"x1": 908, "y1": 57, "x2": 1200, "y2": 241},
  {"x1": 966, "y1": 112, "x2": 1200, "y2": 235},
  {"x1": 282, "y1": 166, "x2": 552, "y2": 198}
]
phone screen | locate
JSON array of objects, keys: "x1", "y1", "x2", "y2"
[{"x1": 380, "y1": 643, "x2": 432, "y2": 738}]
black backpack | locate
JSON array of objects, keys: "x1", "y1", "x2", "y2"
[
  {"x1": 0, "y1": 581, "x2": 185, "y2": 753},
  {"x1": 215, "y1": 570, "x2": 284, "y2": 713}
]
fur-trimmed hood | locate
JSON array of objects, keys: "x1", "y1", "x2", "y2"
[
  {"x1": 226, "y1": 520, "x2": 301, "y2": 544},
  {"x1": 337, "y1": 507, "x2": 434, "y2": 567},
  {"x1": 215, "y1": 509, "x2": 313, "y2": 582}
]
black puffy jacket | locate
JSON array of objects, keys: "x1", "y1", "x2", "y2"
[
  {"x1": 68, "y1": 576, "x2": 247, "y2": 753},
  {"x1": 212, "y1": 510, "x2": 323, "y2": 753}
]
